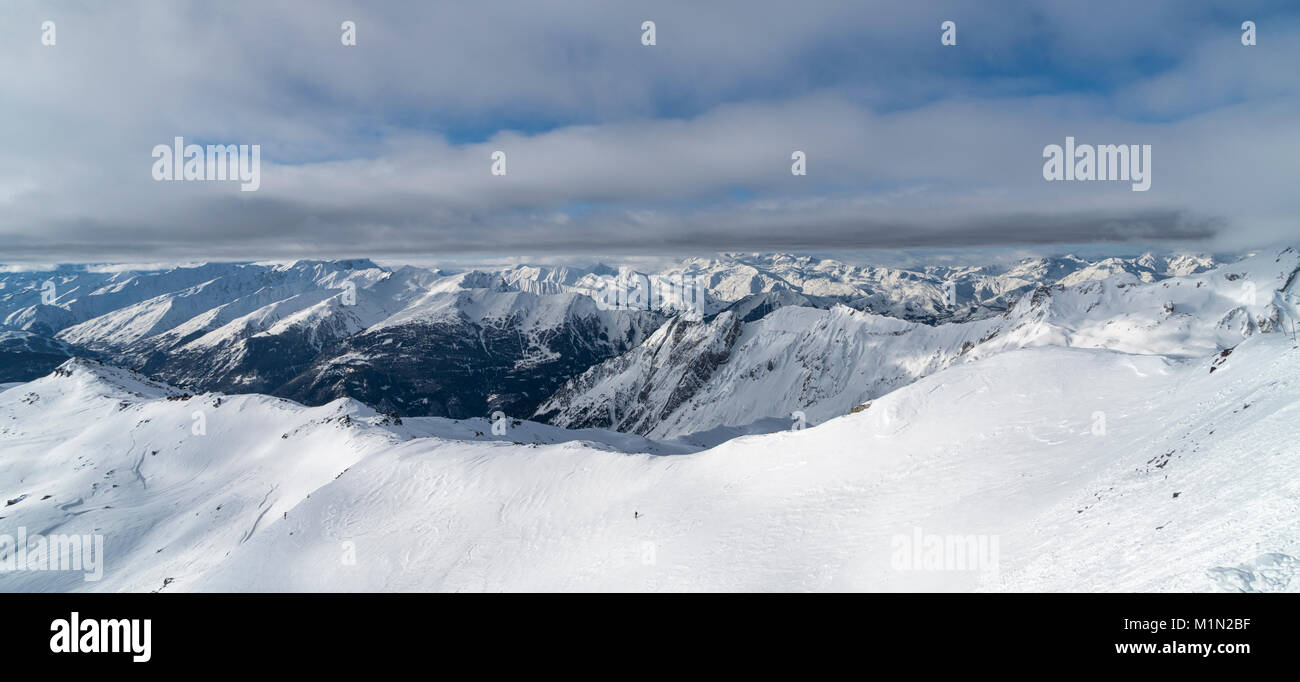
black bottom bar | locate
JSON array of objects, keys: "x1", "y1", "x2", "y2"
[{"x1": 4, "y1": 593, "x2": 1292, "y2": 671}]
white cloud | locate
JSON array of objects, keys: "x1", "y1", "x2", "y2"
[{"x1": 0, "y1": 1, "x2": 1296, "y2": 260}]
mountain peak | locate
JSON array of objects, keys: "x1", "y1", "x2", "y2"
[
  {"x1": 48, "y1": 357, "x2": 184, "y2": 399},
  {"x1": 280, "y1": 258, "x2": 383, "y2": 273}
]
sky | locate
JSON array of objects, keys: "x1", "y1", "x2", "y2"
[{"x1": 0, "y1": 0, "x2": 1297, "y2": 263}]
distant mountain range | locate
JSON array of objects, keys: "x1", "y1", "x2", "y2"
[
  {"x1": 540, "y1": 250, "x2": 1297, "y2": 438},
  {"x1": 4, "y1": 249, "x2": 1288, "y2": 442}
]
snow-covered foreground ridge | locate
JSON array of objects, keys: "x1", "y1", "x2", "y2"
[{"x1": 2, "y1": 329, "x2": 1298, "y2": 592}]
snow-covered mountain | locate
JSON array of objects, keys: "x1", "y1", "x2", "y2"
[
  {"x1": 0, "y1": 261, "x2": 661, "y2": 419},
  {"x1": 2, "y1": 250, "x2": 1220, "y2": 422},
  {"x1": 272, "y1": 280, "x2": 661, "y2": 418},
  {"x1": 2, "y1": 325, "x2": 1296, "y2": 591},
  {"x1": 654, "y1": 251, "x2": 1218, "y2": 322},
  {"x1": 539, "y1": 249, "x2": 1296, "y2": 439},
  {"x1": 0, "y1": 260, "x2": 387, "y2": 379},
  {"x1": 1, "y1": 247, "x2": 1296, "y2": 592},
  {"x1": 490, "y1": 251, "x2": 1220, "y2": 324},
  {"x1": 0, "y1": 359, "x2": 690, "y2": 592}
]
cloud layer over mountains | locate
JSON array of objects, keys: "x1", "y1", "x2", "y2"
[{"x1": 1, "y1": 1, "x2": 1297, "y2": 260}]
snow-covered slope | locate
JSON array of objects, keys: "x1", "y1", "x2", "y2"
[
  {"x1": 4, "y1": 332, "x2": 1295, "y2": 592},
  {"x1": 150, "y1": 335, "x2": 1300, "y2": 592},
  {"x1": 0, "y1": 359, "x2": 690, "y2": 591}
]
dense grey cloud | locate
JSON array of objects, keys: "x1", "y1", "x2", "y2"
[{"x1": 0, "y1": 1, "x2": 1296, "y2": 261}]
